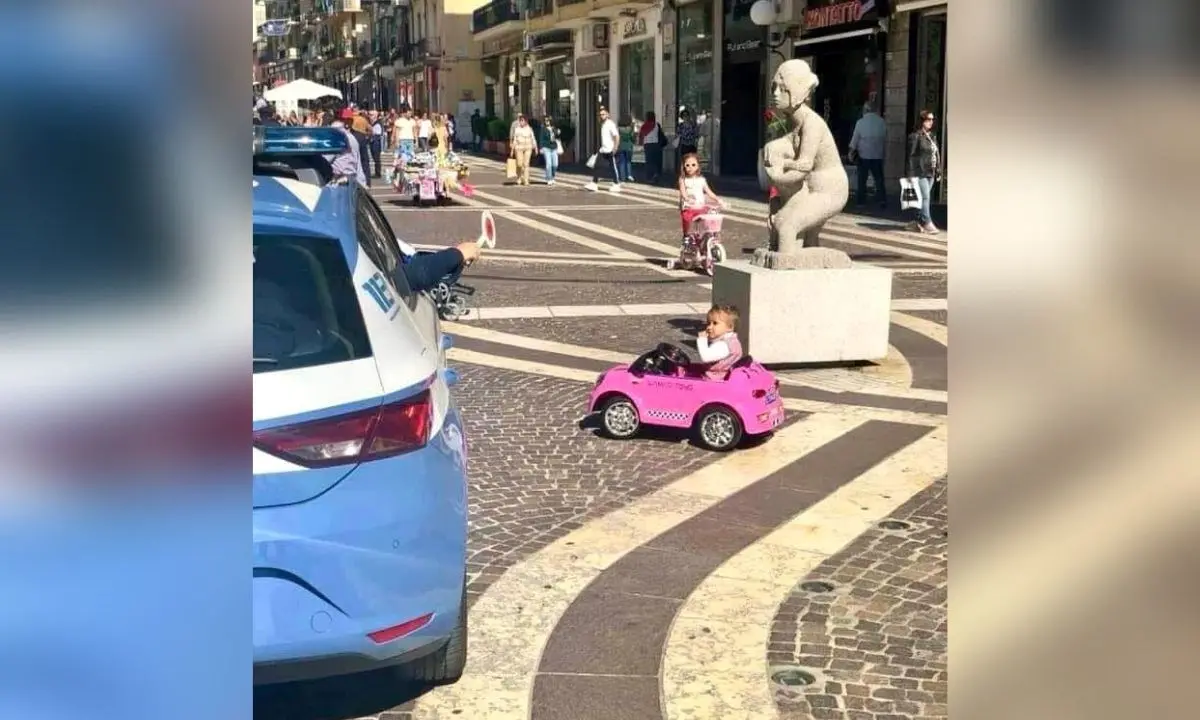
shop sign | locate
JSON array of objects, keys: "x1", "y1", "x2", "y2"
[
  {"x1": 482, "y1": 35, "x2": 522, "y2": 57},
  {"x1": 621, "y1": 16, "x2": 649, "y2": 40},
  {"x1": 802, "y1": 0, "x2": 880, "y2": 32},
  {"x1": 725, "y1": 37, "x2": 763, "y2": 61},
  {"x1": 574, "y1": 52, "x2": 608, "y2": 77}
]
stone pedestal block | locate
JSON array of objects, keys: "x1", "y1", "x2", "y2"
[{"x1": 711, "y1": 260, "x2": 893, "y2": 364}]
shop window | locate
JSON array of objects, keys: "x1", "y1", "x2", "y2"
[{"x1": 677, "y1": 2, "x2": 715, "y2": 169}]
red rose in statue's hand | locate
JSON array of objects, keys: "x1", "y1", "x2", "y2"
[{"x1": 768, "y1": 186, "x2": 779, "y2": 200}]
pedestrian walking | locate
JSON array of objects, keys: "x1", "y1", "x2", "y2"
[
  {"x1": 417, "y1": 111, "x2": 433, "y2": 152},
  {"x1": 906, "y1": 109, "x2": 942, "y2": 234},
  {"x1": 616, "y1": 115, "x2": 636, "y2": 183},
  {"x1": 329, "y1": 116, "x2": 367, "y2": 188},
  {"x1": 638, "y1": 111, "x2": 665, "y2": 183},
  {"x1": 675, "y1": 109, "x2": 700, "y2": 172},
  {"x1": 348, "y1": 108, "x2": 373, "y2": 187},
  {"x1": 849, "y1": 102, "x2": 887, "y2": 208},
  {"x1": 393, "y1": 108, "x2": 416, "y2": 161},
  {"x1": 470, "y1": 109, "x2": 483, "y2": 151},
  {"x1": 445, "y1": 114, "x2": 456, "y2": 152},
  {"x1": 368, "y1": 109, "x2": 384, "y2": 179},
  {"x1": 510, "y1": 114, "x2": 536, "y2": 186},
  {"x1": 584, "y1": 107, "x2": 622, "y2": 193},
  {"x1": 539, "y1": 116, "x2": 561, "y2": 185}
]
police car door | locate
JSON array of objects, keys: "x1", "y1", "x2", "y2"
[{"x1": 358, "y1": 193, "x2": 442, "y2": 351}]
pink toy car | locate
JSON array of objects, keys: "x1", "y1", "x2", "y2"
[{"x1": 587, "y1": 343, "x2": 785, "y2": 451}]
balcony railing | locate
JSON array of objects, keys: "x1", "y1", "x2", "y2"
[{"x1": 471, "y1": 0, "x2": 520, "y2": 35}]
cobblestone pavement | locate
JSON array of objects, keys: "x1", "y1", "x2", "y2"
[
  {"x1": 451, "y1": 364, "x2": 720, "y2": 602},
  {"x1": 769, "y1": 480, "x2": 948, "y2": 720},
  {"x1": 256, "y1": 154, "x2": 949, "y2": 720}
]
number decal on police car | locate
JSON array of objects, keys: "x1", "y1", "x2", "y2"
[{"x1": 362, "y1": 272, "x2": 396, "y2": 313}]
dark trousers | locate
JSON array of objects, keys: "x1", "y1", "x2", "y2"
[
  {"x1": 856, "y1": 158, "x2": 886, "y2": 205},
  {"x1": 369, "y1": 139, "x2": 382, "y2": 177},
  {"x1": 643, "y1": 143, "x2": 663, "y2": 182},
  {"x1": 403, "y1": 249, "x2": 465, "y2": 294},
  {"x1": 352, "y1": 131, "x2": 372, "y2": 186},
  {"x1": 592, "y1": 151, "x2": 620, "y2": 184},
  {"x1": 418, "y1": 137, "x2": 430, "y2": 152}
]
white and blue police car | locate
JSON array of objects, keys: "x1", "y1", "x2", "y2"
[{"x1": 252, "y1": 126, "x2": 467, "y2": 686}]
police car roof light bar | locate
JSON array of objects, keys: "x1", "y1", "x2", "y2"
[{"x1": 254, "y1": 126, "x2": 348, "y2": 156}]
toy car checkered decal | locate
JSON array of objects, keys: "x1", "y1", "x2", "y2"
[{"x1": 645, "y1": 409, "x2": 691, "y2": 421}]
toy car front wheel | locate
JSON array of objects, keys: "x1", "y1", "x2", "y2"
[
  {"x1": 600, "y1": 395, "x2": 640, "y2": 440},
  {"x1": 695, "y1": 405, "x2": 744, "y2": 451}
]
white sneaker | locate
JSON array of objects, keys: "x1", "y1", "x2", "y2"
[
  {"x1": 583, "y1": 182, "x2": 598, "y2": 191},
  {"x1": 609, "y1": 183, "x2": 622, "y2": 193}
]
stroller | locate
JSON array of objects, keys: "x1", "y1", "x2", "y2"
[{"x1": 668, "y1": 205, "x2": 728, "y2": 276}]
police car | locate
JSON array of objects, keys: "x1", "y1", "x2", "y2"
[{"x1": 252, "y1": 126, "x2": 468, "y2": 686}]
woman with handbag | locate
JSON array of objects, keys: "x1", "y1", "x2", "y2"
[
  {"x1": 539, "y1": 116, "x2": 561, "y2": 186},
  {"x1": 906, "y1": 110, "x2": 942, "y2": 235},
  {"x1": 510, "y1": 114, "x2": 537, "y2": 186},
  {"x1": 638, "y1": 111, "x2": 665, "y2": 184}
]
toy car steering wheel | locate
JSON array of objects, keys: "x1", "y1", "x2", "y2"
[{"x1": 656, "y1": 342, "x2": 690, "y2": 367}]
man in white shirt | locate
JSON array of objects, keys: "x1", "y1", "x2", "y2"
[
  {"x1": 392, "y1": 109, "x2": 416, "y2": 160},
  {"x1": 417, "y1": 111, "x2": 433, "y2": 152},
  {"x1": 584, "y1": 107, "x2": 621, "y2": 193},
  {"x1": 848, "y1": 102, "x2": 888, "y2": 207}
]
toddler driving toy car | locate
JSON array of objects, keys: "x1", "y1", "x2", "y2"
[{"x1": 586, "y1": 305, "x2": 784, "y2": 451}]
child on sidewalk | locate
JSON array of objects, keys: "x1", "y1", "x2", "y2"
[{"x1": 677, "y1": 152, "x2": 725, "y2": 238}]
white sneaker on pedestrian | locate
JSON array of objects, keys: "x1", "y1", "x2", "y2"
[
  {"x1": 584, "y1": 182, "x2": 598, "y2": 191},
  {"x1": 609, "y1": 183, "x2": 622, "y2": 193}
]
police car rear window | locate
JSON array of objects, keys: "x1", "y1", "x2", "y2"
[{"x1": 254, "y1": 233, "x2": 371, "y2": 374}]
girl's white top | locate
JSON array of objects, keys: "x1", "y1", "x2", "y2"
[{"x1": 681, "y1": 176, "x2": 708, "y2": 208}]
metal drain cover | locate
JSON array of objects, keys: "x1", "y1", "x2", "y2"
[
  {"x1": 799, "y1": 580, "x2": 836, "y2": 593},
  {"x1": 771, "y1": 668, "x2": 817, "y2": 687},
  {"x1": 879, "y1": 520, "x2": 912, "y2": 531}
]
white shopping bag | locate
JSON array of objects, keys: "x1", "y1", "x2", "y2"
[
  {"x1": 899, "y1": 177, "x2": 923, "y2": 210},
  {"x1": 585, "y1": 153, "x2": 597, "y2": 169}
]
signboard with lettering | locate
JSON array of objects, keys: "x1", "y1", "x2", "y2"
[
  {"x1": 621, "y1": 16, "x2": 650, "y2": 41},
  {"x1": 724, "y1": 0, "x2": 766, "y2": 64},
  {"x1": 574, "y1": 52, "x2": 609, "y2": 77},
  {"x1": 800, "y1": 0, "x2": 886, "y2": 38}
]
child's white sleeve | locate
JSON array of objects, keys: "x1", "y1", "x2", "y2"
[{"x1": 696, "y1": 335, "x2": 731, "y2": 363}]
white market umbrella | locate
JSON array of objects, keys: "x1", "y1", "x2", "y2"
[{"x1": 263, "y1": 78, "x2": 342, "y2": 103}]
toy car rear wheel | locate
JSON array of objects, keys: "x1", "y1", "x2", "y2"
[
  {"x1": 695, "y1": 405, "x2": 744, "y2": 452},
  {"x1": 600, "y1": 394, "x2": 640, "y2": 440}
]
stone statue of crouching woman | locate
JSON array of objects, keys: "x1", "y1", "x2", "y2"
[{"x1": 758, "y1": 59, "x2": 851, "y2": 268}]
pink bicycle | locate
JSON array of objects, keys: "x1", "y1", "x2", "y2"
[{"x1": 669, "y1": 205, "x2": 728, "y2": 275}]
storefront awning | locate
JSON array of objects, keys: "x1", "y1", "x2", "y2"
[
  {"x1": 534, "y1": 54, "x2": 571, "y2": 65},
  {"x1": 894, "y1": 0, "x2": 947, "y2": 13},
  {"x1": 794, "y1": 27, "x2": 877, "y2": 48}
]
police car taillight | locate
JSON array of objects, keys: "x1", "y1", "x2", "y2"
[{"x1": 254, "y1": 391, "x2": 432, "y2": 468}]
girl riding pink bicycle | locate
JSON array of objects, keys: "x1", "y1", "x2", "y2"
[{"x1": 672, "y1": 153, "x2": 728, "y2": 274}]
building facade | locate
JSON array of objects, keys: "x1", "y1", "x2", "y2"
[{"x1": 457, "y1": 0, "x2": 947, "y2": 199}]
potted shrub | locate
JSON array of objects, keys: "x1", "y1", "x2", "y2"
[
  {"x1": 555, "y1": 118, "x2": 576, "y2": 163},
  {"x1": 486, "y1": 117, "x2": 508, "y2": 155}
]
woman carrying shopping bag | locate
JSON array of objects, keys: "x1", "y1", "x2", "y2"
[
  {"x1": 905, "y1": 110, "x2": 942, "y2": 234},
  {"x1": 510, "y1": 115, "x2": 537, "y2": 186}
]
